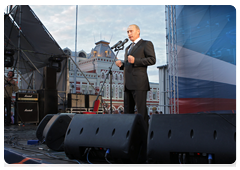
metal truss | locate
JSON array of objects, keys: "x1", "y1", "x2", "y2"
[{"x1": 165, "y1": 5, "x2": 179, "y2": 114}]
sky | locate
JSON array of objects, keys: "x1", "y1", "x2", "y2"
[
  {"x1": 2, "y1": 2, "x2": 238, "y2": 81},
  {"x1": 4, "y1": 2, "x2": 237, "y2": 84},
  {"x1": 28, "y1": 5, "x2": 167, "y2": 83}
]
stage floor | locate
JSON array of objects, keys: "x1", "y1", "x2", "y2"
[{"x1": 4, "y1": 124, "x2": 148, "y2": 167}]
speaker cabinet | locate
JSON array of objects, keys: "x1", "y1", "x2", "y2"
[
  {"x1": 67, "y1": 94, "x2": 102, "y2": 108},
  {"x1": 43, "y1": 66, "x2": 56, "y2": 90},
  {"x1": 64, "y1": 114, "x2": 147, "y2": 163},
  {"x1": 147, "y1": 114, "x2": 236, "y2": 164},
  {"x1": 42, "y1": 113, "x2": 75, "y2": 151},
  {"x1": 16, "y1": 102, "x2": 39, "y2": 123},
  {"x1": 36, "y1": 114, "x2": 55, "y2": 142},
  {"x1": 85, "y1": 94, "x2": 102, "y2": 108},
  {"x1": 16, "y1": 93, "x2": 38, "y2": 101},
  {"x1": 37, "y1": 89, "x2": 58, "y2": 122},
  {"x1": 68, "y1": 93, "x2": 86, "y2": 108}
]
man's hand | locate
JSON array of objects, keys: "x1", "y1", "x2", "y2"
[
  {"x1": 128, "y1": 55, "x2": 135, "y2": 64},
  {"x1": 115, "y1": 60, "x2": 122, "y2": 67}
]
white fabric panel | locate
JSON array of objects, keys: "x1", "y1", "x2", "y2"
[{"x1": 177, "y1": 46, "x2": 236, "y2": 85}]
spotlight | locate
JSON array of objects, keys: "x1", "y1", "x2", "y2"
[
  {"x1": 48, "y1": 56, "x2": 63, "y2": 72},
  {"x1": 4, "y1": 49, "x2": 15, "y2": 67}
]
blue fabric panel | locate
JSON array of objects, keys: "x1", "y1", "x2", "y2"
[
  {"x1": 178, "y1": 76, "x2": 236, "y2": 99},
  {"x1": 176, "y1": 5, "x2": 236, "y2": 65}
]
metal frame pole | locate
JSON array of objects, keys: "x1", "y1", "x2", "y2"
[
  {"x1": 17, "y1": 5, "x2": 21, "y2": 92},
  {"x1": 166, "y1": 5, "x2": 179, "y2": 114},
  {"x1": 73, "y1": 5, "x2": 78, "y2": 93}
]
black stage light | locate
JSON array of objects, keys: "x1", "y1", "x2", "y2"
[
  {"x1": 48, "y1": 56, "x2": 63, "y2": 72},
  {"x1": 4, "y1": 49, "x2": 15, "y2": 67}
]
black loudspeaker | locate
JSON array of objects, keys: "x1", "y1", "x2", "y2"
[
  {"x1": 147, "y1": 114, "x2": 236, "y2": 164},
  {"x1": 37, "y1": 89, "x2": 58, "y2": 122},
  {"x1": 16, "y1": 102, "x2": 39, "y2": 123},
  {"x1": 43, "y1": 66, "x2": 56, "y2": 90},
  {"x1": 68, "y1": 93, "x2": 86, "y2": 108},
  {"x1": 36, "y1": 114, "x2": 55, "y2": 142},
  {"x1": 64, "y1": 114, "x2": 147, "y2": 163},
  {"x1": 48, "y1": 56, "x2": 63, "y2": 72},
  {"x1": 42, "y1": 113, "x2": 75, "y2": 151}
]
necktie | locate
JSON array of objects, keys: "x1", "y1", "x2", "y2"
[{"x1": 128, "y1": 42, "x2": 135, "y2": 55}]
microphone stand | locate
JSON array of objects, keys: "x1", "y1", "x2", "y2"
[{"x1": 94, "y1": 45, "x2": 124, "y2": 114}]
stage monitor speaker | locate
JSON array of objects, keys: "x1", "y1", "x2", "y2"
[
  {"x1": 64, "y1": 114, "x2": 147, "y2": 163},
  {"x1": 147, "y1": 114, "x2": 236, "y2": 164},
  {"x1": 85, "y1": 94, "x2": 102, "y2": 108},
  {"x1": 16, "y1": 102, "x2": 39, "y2": 123},
  {"x1": 43, "y1": 66, "x2": 56, "y2": 90},
  {"x1": 68, "y1": 93, "x2": 86, "y2": 108},
  {"x1": 37, "y1": 89, "x2": 58, "y2": 122},
  {"x1": 36, "y1": 114, "x2": 55, "y2": 142},
  {"x1": 42, "y1": 113, "x2": 75, "y2": 151}
]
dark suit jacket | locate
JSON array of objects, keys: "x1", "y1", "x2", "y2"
[{"x1": 120, "y1": 39, "x2": 156, "y2": 91}]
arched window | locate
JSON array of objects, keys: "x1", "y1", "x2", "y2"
[
  {"x1": 93, "y1": 51, "x2": 97, "y2": 57},
  {"x1": 111, "y1": 88, "x2": 114, "y2": 98},
  {"x1": 63, "y1": 48, "x2": 71, "y2": 56},
  {"x1": 78, "y1": 52, "x2": 86, "y2": 58},
  {"x1": 119, "y1": 88, "x2": 122, "y2": 98},
  {"x1": 153, "y1": 91, "x2": 157, "y2": 100},
  {"x1": 120, "y1": 74, "x2": 122, "y2": 81},
  {"x1": 101, "y1": 86, "x2": 105, "y2": 97}
]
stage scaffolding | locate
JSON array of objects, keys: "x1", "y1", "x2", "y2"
[
  {"x1": 4, "y1": 5, "x2": 70, "y2": 111},
  {"x1": 165, "y1": 5, "x2": 179, "y2": 114}
]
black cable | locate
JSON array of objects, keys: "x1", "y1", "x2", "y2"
[
  {"x1": 178, "y1": 153, "x2": 182, "y2": 164},
  {"x1": 105, "y1": 149, "x2": 112, "y2": 164},
  {"x1": 76, "y1": 160, "x2": 85, "y2": 167},
  {"x1": 87, "y1": 148, "x2": 103, "y2": 167},
  {"x1": 182, "y1": 153, "x2": 186, "y2": 164}
]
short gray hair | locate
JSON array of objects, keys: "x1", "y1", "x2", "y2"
[
  {"x1": 129, "y1": 24, "x2": 140, "y2": 31},
  {"x1": 129, "y1": 24, "x2": 140, "y2": 35}
]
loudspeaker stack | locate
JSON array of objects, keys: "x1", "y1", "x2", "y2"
[
  {"x1": 37, "y1": 66, "x2": 58, "y2": 122},
  {"x1": 16, "y1": 92, "x2": 39, "y2": 124},
  {"x1": 36, "y1": 113, "x2": 236, "y2": 164}
]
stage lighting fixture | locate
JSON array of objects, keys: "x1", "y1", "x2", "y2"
[
  {"x1": 4, "y1": 49, "x2": 15, "y2": 67},
  {"x1": 48, "y1": 56, "x2": 63, "y2": 72}
]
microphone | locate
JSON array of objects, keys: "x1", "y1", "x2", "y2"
[
  {"x1": 117, "y1": 38, "x2": 128, "y2": 48},
  {"x1": 111, "y1": 40, "x2": 122, "y2": 49}
]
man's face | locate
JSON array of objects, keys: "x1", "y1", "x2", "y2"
[
  {"x1": 127, "y1": 25, "x2": 140, "y2": 42},
  {"x1": 8, "y1": 72, "x2": 13, "y2": 78}
]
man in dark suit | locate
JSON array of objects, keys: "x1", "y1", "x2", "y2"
[{"x1": 115, "y1": 24, "x2": 156, "y2": 125}]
